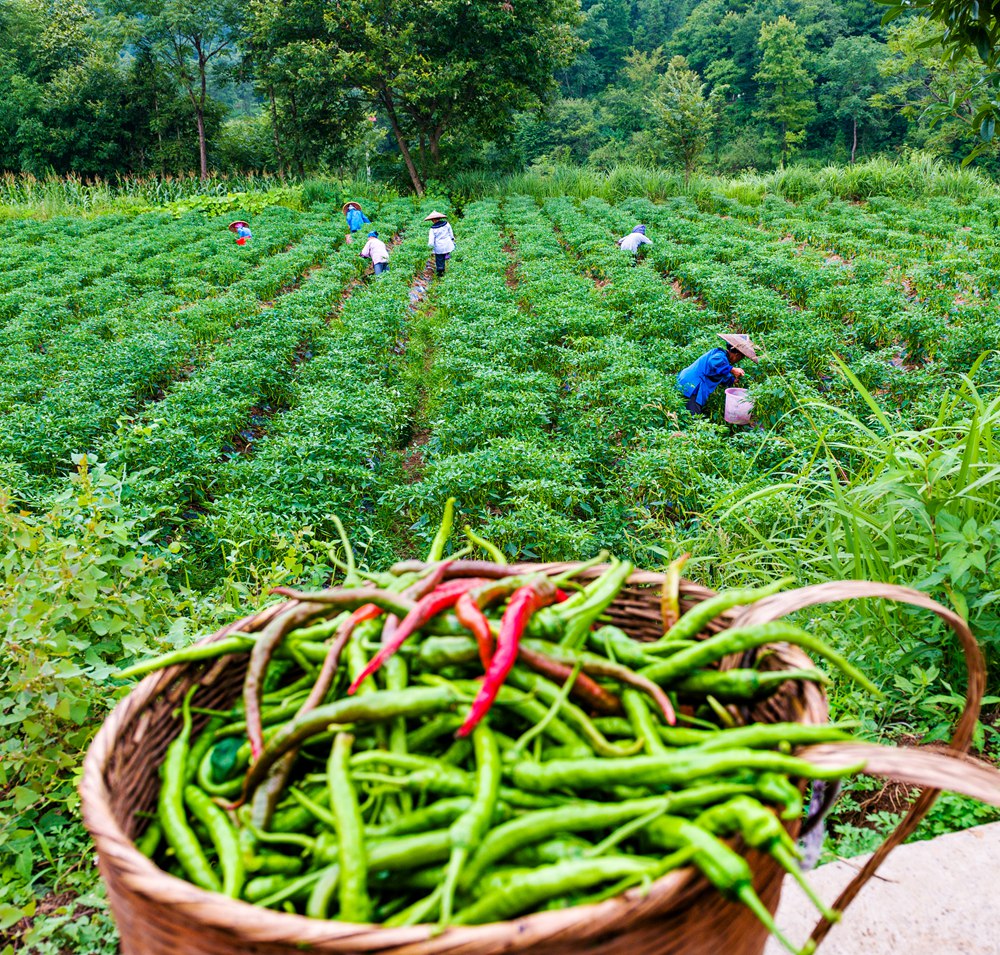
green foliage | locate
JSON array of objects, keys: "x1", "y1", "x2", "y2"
[
  {"x1": 0, "y1": 459, "x2": 179, "y2": 818},
  {"x1": 247, "y1": 0, "x2": 583, "y2": 193},
  {"x1": 162, "y1": 186, "x2": 303, "y2": 217},
  {"x1": 0, "y1": 458, "x2": 201, "y2": 951},
  {"x1": 5, "y1": 183, "x2": 1000, "y2": 950},
  {"x1": 879, "y1": 0, "x2": 1000, "y2": 158},
  {"x1": 652, "y1": 56, "x2": 720, "y2": 182},
  {"x1": 754, "y1": 17, "x2": 817, "y2": 167},
  {"x1": 820, "y1": 35, "x2": 892, "y2": 164},
  {"x1": 823, "y1": 778, "x2": 1000, "y2": 862}
]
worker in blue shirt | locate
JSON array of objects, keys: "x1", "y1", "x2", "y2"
[
  {"x1": 677, "y1": 333, "x2": 759, "y2": 415},
  {"x1": 343, "y1": 201, "x2": 371, "y2": 243},
  {"x1": 228, "y1": 220, "x2": 252, "y2": 245}
]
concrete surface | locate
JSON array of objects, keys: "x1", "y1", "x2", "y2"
[{"x1": 764, "y1": 821, "x2": 1000, "y2": 955}]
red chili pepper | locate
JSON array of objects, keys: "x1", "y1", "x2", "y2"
[
  {"x1": 456, "y1": 579, "x2": 558, "y2": 737},
  {"x1": 517, "y1": 645, "x2": 622, "y2": 714},
  {"x1": 352, "y1": 602, "x2": 383, "y2": 625},
  {"x1": 456, "y1": 592, "x2": 494, "y2": 669},
  {"x1": 347, "y1": 577, "x2": 490, "y2": 694}
]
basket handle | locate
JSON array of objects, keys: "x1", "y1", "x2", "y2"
[{"x1": 731, "y1": 580, "x2": 987, "y2": 950}]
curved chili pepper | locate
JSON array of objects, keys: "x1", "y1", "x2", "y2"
[
  {"x1": 348, "y1": 577, "x2": 491, "y2": 694},
  {"x1": 455, "y1": 592, "x2": 493, "y2": 669},
  {"x1": 457, "y1": 577, "x2": 558, "y2": 738},
  {"x1": 518, "y1": 645, "x2": 622, "y2": 714}
]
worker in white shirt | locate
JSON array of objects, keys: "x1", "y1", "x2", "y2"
[
  {"x1": 360, "y1": 231, "x2": 390, "y2": 276},
  {"x1": 616, "y1": 224, "x2": 652, "y2": 258}
]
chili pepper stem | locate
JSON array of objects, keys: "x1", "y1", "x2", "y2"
[
  {"x1": 736, "y1": 884, "x2": 802, "y2": 955},
  {"x1": 772, "y1": 843, "x2": 841, "y2": 923}
]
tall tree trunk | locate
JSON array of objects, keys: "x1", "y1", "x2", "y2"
[
  {"x1": 429, "y1": 123, "x2": 445, "y2": 168},
  {"x1": 196, "y1": 109, "x2": 208, "y2": 179},
  {"x1": 288, "y1": 89, "x2": 305, "y2": 177},
  {"x1": 418, "y1": 131, "x2": 427, "y2": 181},
  {"x1": 198, "y1": 50, "x2": 209, "y2": 179},
  {"x1": 378, "y1": 84, "x2": 424, "y2": 195},
  {"x1": 851, "y1": 116, "x2": 858, "y2": 165},
  {"x1": 154, "y1": 89, "x2": 164, "y2": 176},
  {"x1": 268, "y1": 85, "x2": 285, "y2": 177}
]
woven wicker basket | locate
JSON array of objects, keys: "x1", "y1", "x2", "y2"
[{"x1": 80, "y1": 566, "x2": 995, "y2": 955}]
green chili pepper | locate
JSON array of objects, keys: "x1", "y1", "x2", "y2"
[
  {"x1": 755, "y1": 772, "x2": 804, "y2": 819},
  {"x1": 184, "y1": 784, "x2": 245, "y2": 898},
  {"x1": 244, "y1": 874, "x2": 294, "y2": 903},
  {"x1": 406, "y1": 713, "x2": 464, "y2": 750},
  {"x1": 135, "y1": 820, "x2": 162, "y2": 859},
  {"x1": 185, "y1": 717, "x2": 224, "y2": 785},
  {"x1": 309, "y1": 734, "x2": 370, "y2": 921},
  {"x1": 645, "y1": 578, "x2": 795, "y2": 649},
  {"x1": 241, "y1": 685, "x2": 462, "y2": 800},
  {"x1": 623, "y1": 688, "x2": 668, "y2": 755},
  {"x1": 463, "y1": 525, "x2": 507, "y2": 564},
  {"x1": 454, "y1": 855, "x2": 661, "y2": 924},
  {"x1": 158, "y1": 687, "x2": 220, "y2": 893},
  {"x1": 365, "y1": 797, "x2": 474, "y2": 839},
  {"x1": 639, "y1": 621, "x2": 880, "y2": 696},
  {"x1": 644, "y1": 815, "x2": 801, "y2": 954},
  {"x1": 461, "y1": 782, "x2": 751, "y2": 890},
  {"x1": 116, "y1": 636, "x2": 254, "y2": 681},
  {"x1": 507, "y1": 669, "x2": 642, "y2": 757},
  {"x1": 673, "y1": 667, "x2": 830, "y2": 701},
  {"x1": 427, "y1": 497, "x2": 457, "y2": 561},
  {"x1": 585, "y1": 624, "x2": 659, "y2": 668},
  {"x1": 690, "y1": 722, "x2": 857, "y2": 754},
  {"x1": 439, "y1": 723, "x2": 501, "y2": 924},
  {"x1": 511, "y1": 748, "x2": 863, "y2": 792},
  {"x1": 697, "y1": 796, "x2": 839, "y2": 923}
]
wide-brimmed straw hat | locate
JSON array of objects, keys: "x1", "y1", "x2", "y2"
[
  {"x1": 718, "y1": 333, "x2": 759, "y2": 362},
  {"x1": 424, "y1": 211, "x2": 447, "y2": 221},
  {"x1": 228, "y1": 221, "x2": 249, "y2": 232},
  {"x1": 342, "y1": 201, "x2": 363, "y2": 213}
]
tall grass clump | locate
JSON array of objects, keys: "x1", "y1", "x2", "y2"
[
  {"x1": 686, "y1": 359, "x2": 1000, "y2": 700},
  {"x1": 763, "y1": 153, "x2": 992, "y2": 202},
  {"x1": 0, "y1": 171, "x2": 294, "y2": 218}
]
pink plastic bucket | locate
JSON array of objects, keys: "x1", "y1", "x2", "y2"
[{"x1": 724, "y1": 387, "x2": 753, "y2": 424}]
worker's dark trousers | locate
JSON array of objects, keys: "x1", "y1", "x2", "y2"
[
  {"x1": 434, "y1": 253, "x2": 447, "y2": 275},
  {"x1": 684, "y1": 395, "x2": 706, "y2": 415}
]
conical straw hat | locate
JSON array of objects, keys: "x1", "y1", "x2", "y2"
[
  {"x1": 718, "y1": 333, "x2": 759, "y2": 362},
  {"x1": 424, "y1": 211, "x2": 447, "y2": 221}
]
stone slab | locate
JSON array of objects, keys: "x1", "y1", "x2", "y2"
[{"x1": 763, "y1": 821, "x2": 1000, "y2": 955}]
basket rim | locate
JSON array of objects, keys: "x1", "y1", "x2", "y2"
[{"x1": 80, "y1": 564, "x2": 825, "y2": 949}]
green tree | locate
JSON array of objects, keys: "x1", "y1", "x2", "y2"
[
  {"x1": 0, "y1": 0, "x2": 131, "y2": 176},
  {"x1": 821, "y1": 34, "x2": 890, "y2": 163},
  {"x1": 114, "y1": 0, "x2": 244, "y2": 179},
  {"x1": 878, "y1": 0, "x2": 1000, "y2": 151},
  {"x1": 561, "y1": 0, "x2": 633, "y2": 97},
  {"x1": 874, "y1": 18, "x2": 997, "y2": 165},
  {"x1": 653, "y1": 55, "x2": 720, "y2": 181},
  {"x1": 753, "y1": 16, "x2": 816, "y2": 166},
  {"x1": 248, "y1": 0, "x2": 581, "y2": 193}
]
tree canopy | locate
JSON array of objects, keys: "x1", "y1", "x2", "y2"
[{"x1": 1, "y1": 0, "x2": 998, "y2": 179}]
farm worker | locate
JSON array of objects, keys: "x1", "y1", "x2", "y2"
[
  {"x1": 343, "y1": 201, "x2": 371, "y2": 243},
  {"x1": 677, "y1": 333, "x2": 759, "y2": 416},
  {"x1": 426, "y1": 211, "x2": 455, "y2": 276},
  {"x1": 360, "y1": 231, "x2": 390, "y2": 276},
  {"x1": 228, "y1": 220, "x2": 252, "y2": 246},
  {"x1": 616, "y1": 224, "x2": 651, "y2": 255}
]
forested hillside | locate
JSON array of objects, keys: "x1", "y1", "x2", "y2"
[{"x1": 2, "y1": 0, "x2": 998, "y2": 185}]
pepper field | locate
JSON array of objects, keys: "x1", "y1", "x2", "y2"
[{"x1": 2, "y1": 186, "x2": 1000, "y2": 948}]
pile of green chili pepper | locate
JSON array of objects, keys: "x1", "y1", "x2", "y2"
[{"x1": 120, "y1": 506, "x2": 877, "y2": 954}]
